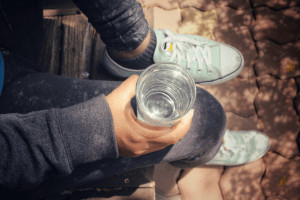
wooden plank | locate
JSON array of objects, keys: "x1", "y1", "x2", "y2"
[
  {"x1": 60, "y1": 14, "x2": 94, "y2": 78},
  {"x1": 43, "y1": 8, "x2": 81, "y2": 17},
  {"x1": 43, "y1": 0, "x2": 80, "y2": 18},
  {"x1": 39, "y1": 16, "x2": 62, "y2": 74},
  {"x1": 41, "y1": 13, "x2": 125, "y2": 80}
]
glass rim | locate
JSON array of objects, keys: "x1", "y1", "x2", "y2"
[{"x1": 136, "y1": 62, "x2": 196, "y2": 122}]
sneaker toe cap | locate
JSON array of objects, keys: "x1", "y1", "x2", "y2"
[
  {"x1": 250, "y1": 131, "x2": 270, "y2": 160},
  {"x1": 220, "y1": 44, "x2": 244, "y2": 76}
]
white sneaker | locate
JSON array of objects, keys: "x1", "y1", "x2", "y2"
[
  {"x1": 206, "y1": 130, "x2": 270, "y2": 166},
  {"x1": 101, "y1": 29, "x2": 244, "y2": 85}
]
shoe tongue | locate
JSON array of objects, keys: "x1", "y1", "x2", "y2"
[{"x1": 153, "y1": 30, "x2": 172, "y2": 63}]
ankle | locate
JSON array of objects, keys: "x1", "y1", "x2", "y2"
[
  {"x1": 108, "y1": 31, "x2": 151, "y2": 59},
  {"x1": 106, "y1": 29, "x2": 156, "y2": 70}
]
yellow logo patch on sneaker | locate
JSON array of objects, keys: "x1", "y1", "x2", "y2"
[{"x1": 169, "y1": 43, "x2": 173, "y2": 52}]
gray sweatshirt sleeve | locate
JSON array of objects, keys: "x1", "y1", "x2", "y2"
[{"x1": 0, "y1": 94, "x2": 119, "y2": 191}]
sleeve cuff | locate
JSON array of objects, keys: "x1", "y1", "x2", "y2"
[{"x1": 57, "y1": 94, "x2": 119, "y2": 168}]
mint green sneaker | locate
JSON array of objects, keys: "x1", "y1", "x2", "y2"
[
  {"x1": 101, "y1": 29, "x2": 244, "y2": 84},
  {"x1": 206, "y1": 130, "x2": 270, "y2": 166},
  {"x1": 153, "y1": 29, "x2": 244, "y2": 85}
]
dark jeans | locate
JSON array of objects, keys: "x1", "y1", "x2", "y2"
[
  {"x1": 72, "y1": 0, "x2": 150, "y2": 51},
  {"x1": 0, "y1": 0, "x2": 226, "y2": 198},
  {"x1": 0, "y1": 51, "x2": 226, "y2": 198}
]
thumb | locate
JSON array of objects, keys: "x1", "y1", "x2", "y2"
[{"x1": 108, "y1": 75, "x2": 139, "y2": 104}]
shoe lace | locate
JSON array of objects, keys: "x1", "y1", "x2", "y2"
[
  {"x1": 218, "y1": 143, "x2": 238, "y2": 157},
  {"x1": 218, "y1": 137, "x2": 245, "y2": 158},
  {"x1": 160, "y1": 30, "x2": 218, "y2": 73}
]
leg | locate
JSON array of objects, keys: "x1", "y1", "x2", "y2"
[
  {"x1": 0, "y1": 0, "x2": 225, "y2": 197},
  {"x1": 72, "y1": 0, "x2": 244, "y2": 84},
  {"x1": 72, "y1": 0, "x2": 149, "y2": 52},
  {"x1": 0, "y1": 52, "x2": 120, "y2": 114},
  {"x1": 0, "y1": 53, "x2": 226, "y2": 199},
  {"x1": 72, "y1": 0, "x2": 156, "y2": 71}
]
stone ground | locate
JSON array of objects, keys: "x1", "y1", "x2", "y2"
[{"x1": 139, "y1": 0, "x2": 300, "y2": 199}]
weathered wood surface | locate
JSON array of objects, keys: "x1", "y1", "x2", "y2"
[
  {"x1": 40, "y1": 13, "x2": 115, "y2": 80},
  {"x1": 40, "y1": 16, "x2": 61, "y2": 74},
  {"x1": 60, "y1": 14, "x2": 93, "y2": 78},
  {"x1": 43, "y1": 0, "x2": 80, "y2": 16}
]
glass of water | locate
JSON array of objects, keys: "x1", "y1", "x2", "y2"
[{"x1": 136, "y1": 63, "x2": 196, "y2": 127}]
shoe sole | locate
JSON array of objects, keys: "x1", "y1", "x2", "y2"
[{"x1": 101, "y1": 48, "x2": 143, "y2": 78}]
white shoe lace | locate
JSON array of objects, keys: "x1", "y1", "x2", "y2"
[
  {"x1": 217, "y1": 137, "x2": 245, "y2": 159},
  {"x1": 160, "y1": 30, "x2": 218, "y2": 73},
  {"x1": 218, "y1": 143, "x2": 238, "y2": 157}
]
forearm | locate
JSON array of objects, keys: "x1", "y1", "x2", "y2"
[{"x1": 0, "y1": 94, "x2": 118, "y2": 191}]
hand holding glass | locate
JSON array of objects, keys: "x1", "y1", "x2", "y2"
[{"x1": 136, "y1": 63, "x2": 196, "y2": 127}]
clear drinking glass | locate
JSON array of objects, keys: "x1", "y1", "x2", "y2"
[{"x1": 136, "y1": 63, "x2": 196, "y2": 127}]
